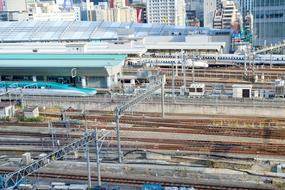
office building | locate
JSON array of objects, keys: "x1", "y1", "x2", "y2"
[
  {"x1": 204, "y1": 0, "x2": 222, "y2": 28},
  {"x1": 132, "y1": 4, "x2": 147, "y2": 23},
  {"x1": 221, "y1": 0, "x2": 239, "y2": 29},
  {"x1": 237, "y1": 0, "x2": 253, "y2": 19},
  {"x1": 93, "y1": 1, "x2": 137, "y2": 22},
  {"x1": 147, "y1": 0, "x2": 186, "y2": 26},
  {"x1": 252, "y1": 0, "x2": 285, "y2": 46},
  {"x1": 210, "y1": 0, "x2": 240, "y2": 30},
  {"x1": 28, "y1": 1, "x2": 80, "y2": 21},
  {"x1": 185, "y1": 0, "x2": 204, "y2": 26}
]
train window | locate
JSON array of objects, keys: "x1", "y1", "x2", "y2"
[
  {"x1": 197, "y1": 88, "x2": 203, "y2": 92},
  {"x1": 189, "y1": 88, "x2": 195, "y2": 92}
]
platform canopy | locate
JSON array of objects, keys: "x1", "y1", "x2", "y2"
[
  {"x1": 0, "y1": 53, "x2": 126, "y2": 76},
  {"x1": 0, "y1": 21, "x2": 231, "y2": 43}
]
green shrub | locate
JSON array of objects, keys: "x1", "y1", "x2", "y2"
[
  {"x1": 18, "y1": 116, "x2": 44, "y2": 122},
  {"x1": 0, "y1": 116, "x2": 11, "y2": 122}
]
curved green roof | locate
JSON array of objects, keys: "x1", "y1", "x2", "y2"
[
  {"x1": 0, "y1": 54, "x2": 127, "y2": 60},
  {"x1": 0, "y1": 53, "x2": 127, "y2": 68}
]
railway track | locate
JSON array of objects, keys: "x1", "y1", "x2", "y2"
[
  {"x1": 2, "y1": 113, "x2": 285, "y2": 156},
  {"x1": 38, "y1": 113, "x2": 285, "y2": 139},
  {"x1": 1, "y1": 130, "x2": 285, "y2": 156},
  {"x1": 41, "y1": 112, "x2": 285, "y2": 125},
  {"x1": 0, "y1": 168, "x2": 276, "y2": 190},
  {"x1": 3, "y1": 120, "x2": 285, "y2": 141}
]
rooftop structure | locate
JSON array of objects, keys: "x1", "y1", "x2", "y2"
[{"x1": 0, "y1": 20, "x2": 230, "y2": 42}]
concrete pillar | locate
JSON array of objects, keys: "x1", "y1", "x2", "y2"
[
  {"x1": 32, "y1": 76, "x2": 37, "y2": 82},
  {"x1": 261, "y1": 73, "x2": 265, "y2": 83},
  {"x1": 107, "y1": 76, "x2": 112, "y2": 88},
  {"x1": 81, "y1": 76, "x2": 87, "y2": 88},
  {"x1": 114, "y1": 73, "x2": 118, "y2": 85}
]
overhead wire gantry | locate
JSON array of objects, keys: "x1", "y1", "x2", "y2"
[
  {"x1": 114, "y1": 75, "x2": 165, "y2": 163},
  {"x1": 0, "y1": 129, "x2": 111, "y2": 190}
]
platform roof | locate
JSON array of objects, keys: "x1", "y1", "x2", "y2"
[
  {"x1": 0, "y1": 53, "x2": 127, "y2": 67},
  {"x1": 0, "y1": 21, "x2": 231, "y2": 43}
]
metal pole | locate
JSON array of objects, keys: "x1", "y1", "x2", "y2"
[
  {"x1": 85, "y1": 135, "x2": 92, "y2": 188},
  {"x1": 244, "y1": 53, "x2": 247, "y2": 79},
  {"x1": 183, "y1": 53, "x2": 187, "y2": 86},
  {"x1": 8, "y1": 93, "x2": 11, "y2": 107},
  {"x1": 20, "y1": 90, "x2": 24, "y2": 109},
  {"x1": 191, "y1": 61, "x2": 194, "y2": 83},
  {"x1": 270, "y1": 49, "x2": 272, "y2": 68},
  {"x1": 171, "y1": 62, "x2": 175, "y2": 99},
  {"x1": 116, "y1": 113, "x2": 122, "y2": 163},
  {"x1": 95, "y1": 128, "x2": 101, "y2": 186},
  {"x1": 161, "y1": 75, "x2": 165, "y2": 118},
  {"x1": 48, "y1": 122, "x2": 55, "y2": 151},
  {"x1": 84, "y1": 105, "x2": 92, "y2": 188}
]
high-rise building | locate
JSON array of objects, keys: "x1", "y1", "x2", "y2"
[
  {"x1": 212, "y1": 0, "x2": 239, "y2": 30},
  {"x1": 28, "y1": 1, "x2": 80, "y2": 21},
  {"x1": 63, "y1": 0, "x2": 73, "y2": 10},
  {"x1": 204, "y1": 0, "x2": 222, "y2": 28},
  {"x1": 221, "y1": 0, "x2": 239, "y2": 29},
  {"x1": 236, "y1": 0, "x2": 253, "y2": 19},
  {"x1": 147, "y1": 0, "x2": 186, "y2": 26},
  {"x1": 185, "y1": 0, "x2": 204, "y2": 26},
  {"x1": 132, "y1": 4, "x2": 147, "y2": 23},
  {"x1": 252, "y1": 0, "x2": 285, "y2": 46},
  {"x1": 93, "y1": 1, "x2": 137, "y2": 22}
]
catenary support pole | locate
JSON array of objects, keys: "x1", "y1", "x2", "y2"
[
  {"x1": 95, "y1": 128, "x2": 101, "y2": 186},
  {"x1": 116, "y1": 114, "x2": 122, "y2": 163},
  {"x1": 84, "y1": 105, "x2": 92, "y2": 188},
  {"x1": 161, "y1": 75, "x2": 165, "y2": 118}
]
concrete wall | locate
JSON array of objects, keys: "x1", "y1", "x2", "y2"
[
  {"x1": 144, "y1": 36, "x2": 186, "y2": 43},
  {"x1": 24, "y1": 99, "x2": 285, "y2": 118}
]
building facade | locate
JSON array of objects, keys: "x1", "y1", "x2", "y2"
[
  {"x1": 237, "y1": 0, "x2": 253, "y2": 19},
  {"x1": 94, "y1": 2, "x2": 137, "y2": 23},
  {"x1": 133, "y1": 4, "x2": 147, "y2": 23},
  {"x1": 147, "y1": 0, "x2": 186, "y2": 26},
  {"x1": 0, "y1": 0, "x2": 3, "y2": 11},
  {"x1": 221, "y1": 0, "x2": 239, "y2": 29},
  {"x1": 204, "y1": 0, "x2": 222, "y2": 28},
  {"x1": 252, "y1": 0, "x2": 285, "y2": 46},
  {"x1": 185, "y1": 0, "x2": 204, "y2": 26}
]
